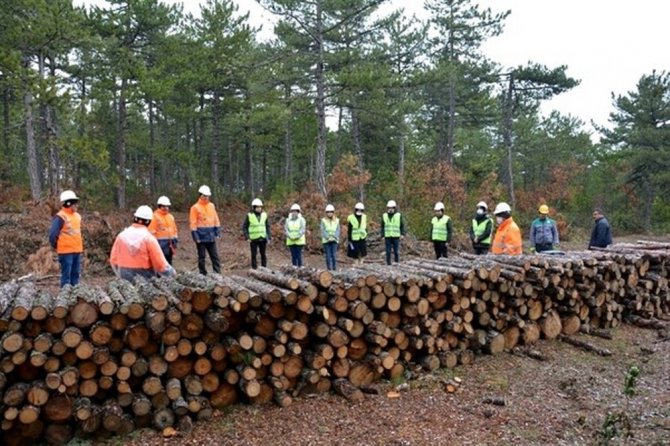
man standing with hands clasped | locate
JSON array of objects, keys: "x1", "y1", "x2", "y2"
[{"x1": 189, "y1": 185, "x2": 221, "y2": 274}]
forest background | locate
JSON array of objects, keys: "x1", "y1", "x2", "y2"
[{"x1": 1, "y1": 0, "x2": 669, "y2": 241}]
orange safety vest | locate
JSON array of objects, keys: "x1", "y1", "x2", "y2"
[
  {"x1": 110, "y1": 224, "x2": 170, "y2": 273},
  {"x1": 148, "y1": 209, "x2": 178, "y2": 241},
  {"x1": 491, "y1": 217, "x2": 523, "y2": 255},
  {"x1": 56, "y1": 209, "x2": 83, "y2": 254},
  {"x1": 189, "y1": 198, "x2": 220, "y2": 231}
]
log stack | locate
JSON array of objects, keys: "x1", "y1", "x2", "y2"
[{"x1": 0, "y1": 242, "x2": 668, "y2": 444}]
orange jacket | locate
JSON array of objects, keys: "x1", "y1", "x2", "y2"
[
  {"x1": 189, "y1": 198, "x2": 221, "y2": 243},
  {"x1": 110, "y1": 224, "x2": 171, "y2": 274},
  {"x1": 148, "y1": 209, "x2": 178, "y2": 241},
  {"x1": 55, "y1": 209, "x2": 83, "y2": 254},
  {"x1": 491, "y1": 217, "x2": 523, "y2": 255}
]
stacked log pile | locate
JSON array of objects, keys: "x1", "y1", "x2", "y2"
[{"x1": 0, "y1": 242, "x2": 668, "y2": 444}]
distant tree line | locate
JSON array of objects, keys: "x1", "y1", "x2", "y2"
[{"x1": 0, "y1": 0, "x2": 668, "y2": 233}]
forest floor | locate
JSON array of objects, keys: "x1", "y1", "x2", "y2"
[{"x1": 1, "y1": 205, "x2": 669, "y2": 445}]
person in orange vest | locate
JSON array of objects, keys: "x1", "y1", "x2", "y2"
[
  {"x1": 148, "y1": 196, "x2": 178, "y2": 265},
  {"x1": 189, "y1": 185, "x2": 221, "y2": 274},
  {"x1": 49, "y1": 190, "x2": 84, "y2": 287},
  {"x1": 110, "y1": 206, "x2": 175, "y2": 281},
  {"x1": 491, "y1": 202, "x2": 523, "y2": 255}
]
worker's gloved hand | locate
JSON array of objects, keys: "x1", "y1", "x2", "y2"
[
  {"x1": 172, "y1": 238, "x2": 178, "y2": 248},
  {"x1": 162, "y1": 266, "x2": 176, "y2": 278},
  {"x1": 214, "y1": 227, "x2": 220, "y2": 239},
  {"x1": 191, "y1": 231, "x2": 200, "y2": 244}
]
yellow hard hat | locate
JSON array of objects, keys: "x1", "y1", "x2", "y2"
[{"x1": 538, "y1": 204, "x2": 549, "y2": 214}]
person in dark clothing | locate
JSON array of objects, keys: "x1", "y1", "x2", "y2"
[
  {"x1": 589, "y1": 208, "x2": 612, "y2": 249},
  {"x1": 469, "y1": 201, "x2": 493, "y2": 255},
  {"x1": 430, "y1": 201, "x2": 452, "y2": 259},
  {"x1": 346, "y1": 202, "x2": 367, "y2": 264},
  {"x1": 242, "y1": 198, "x2": 272, "y2": 269},
  {"x1": 380, "y1": 200, "x2": 405, "y2": 265}
]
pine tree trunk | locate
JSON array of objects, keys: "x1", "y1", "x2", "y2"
[
  {"x1": 24, "y1": 56, "x2": 41, "y2": 200},
  {"x1": 116, "y1": 78, "x2": 127, "y2": 209},
  {"x1": 314, "y1": 0, "x2": 328, "y2": 198}
]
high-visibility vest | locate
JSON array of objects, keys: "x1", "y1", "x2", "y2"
[
  {"x1": 347, "y1": 214, "x2": 367, "y2": 241},
  {"x1": 189, "y1": 199, "x2": 220, "y2": 231},
  {"x1": 286, "y1": 217, "x2": 305, "y2": 246},
  {"x1": 472, "y1": 217, "x2": 493, "y2": 245},
  {"x1": 491, "y1": 217, "x2": 522, "y2": 255},
  {"x1": 149, "y1": 210, "x2": 178, "y2": 241},
  {"x1": 321, "y1": 217, "x2": 339, "y2": 244},
  {"x1": 383, "y1": 213, "x2": 401, "y2": 238},
  {"x1": 248, "y1": 212, "x2": 268, "y2": 240},
  {"x1": 56, "y1": 209, "x2": 83, "y2": 254},
  {"x1": 431, "y1": 215, "x2": 450, "y2": 242},
  {"x1": 110, "y1": 224, "x2": 170, "y2": 272}
]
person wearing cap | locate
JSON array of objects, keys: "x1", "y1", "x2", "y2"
[
  {"x1": 110, "y1": 206, "x2": 175, "y2": 281},
  {"x1": 381, "y1": 200, "x2": 405, "y2": 265},
  {"x1": 470, "y1": 201, "x2": 493, "y2": 255},
  {"x1": 589, "y1": 208, "x2": 613, "y2": 249},
  {"x1": 321, "y1": 204, "x2": 340, "y2": 270},
  {"x1": 491, "y1": 202, "x2": 522, "y2": 255},
  {"x1": 189, "y1": 185, "x2": 221, "y2": 274},
  {"x1": 430, "y1": 202, "x2": 452, "y2": 259},
  {"x1": 346, "y1": 202, "x2": 367, "y2": 264},
  {"x1": 148, "y1": 196, "x2": 179, "y2": 265},
  {"x1": 529, "y1": 204, "x2": 559, "y2": 253},
  {"x1": 49, "y1": 190, "x2": 84, "y2": 287},
  {"x1": 242, "y1": 198, "x2": 272, "y2": 269},
  {"x1": 285, "y1": 203, "x2": 306, "y2": 267}
]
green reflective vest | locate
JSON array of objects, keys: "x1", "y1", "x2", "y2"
[
  {"x1": 347, "y1": 214, "x2": 367, "y2": 241},
  {"x1": 321, "y1": 217, "x2": 339, "y2": 244},
  {"x1": 248, "y1": 212, "x2": 268, "y2": 240},
  {"x1": 431, "y1": 215, "x2": 450, "y2": 242},
  {"x1": 472, "y1": 217, "x2": 493, "y2": 244},
  {"x1": 286, "y1": 217, "x2": 305, "y2": 246},
  {"x1": 383, "y1": 213, "x2": 401, "y2": 238}
]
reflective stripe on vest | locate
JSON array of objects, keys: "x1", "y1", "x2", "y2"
[
  {"x1": 383, "y1": 213, "x2": 401, "y2": 238},
  {"x1": 56, "y1": 210, "x2": 83, "y2": 254},
  {"x1": 322, "y1": 217, "x2": 339, "y2": 244},
  {"x1": 248, "y1": 212, "x2": 268, "y2": 240},
  {"x1": 431, "y1": 215, "x2": 450, "y2": 242},
  {"x1": 472, "y1": 218, "x2": 492, "y2": 245},
  {"x1": 286, "y1": 217, "x2": 305, "y2": 246},
  {"x1": 347, "y1": 214, "x2": 367, "y2": 241}
]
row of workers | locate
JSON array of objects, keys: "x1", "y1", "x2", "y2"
[{"x1": 49, "y1": 187, "x2": 613, "y2": 287}]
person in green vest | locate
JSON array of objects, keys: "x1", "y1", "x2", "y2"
[
  {"x1": 242, "y1": 198, "x2": 271, "y2": 269},
  {"x1": 285, "y1": 203, "x2": 306, "y2": 267},
  {"x1": 470, "y1": 201, "x2": 493, "y2": 255},
  {"x1": 346, "y1": 202, "x2": 367, "y2": 264},
  {"x1": 381, "y1": 200, "x2": 405, "y2": 265},
  {"x1": 529, "y1": 204, "x2": 559, "y2": 252},
  {"x1": 430, "y1": 201, "x2": 452, "y2": 259},
  {"x1": 321, "y1": 204, "x2": 340, "y2": 270}
]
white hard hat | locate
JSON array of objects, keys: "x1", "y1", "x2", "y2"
[
  {"x1": 434, "y1": 202, "x2": 445, "y2": 211},
  {"x1": 134, "y1": 205, "x2": 154, "y2": 221},
  {"x1": 290, "y1": 203, "x2": 301, "y2": 212},
  {"x1": 354, "y1": 202, "x2": 365, "y2": 211},
  {"x1": 476, "y1": 201, "x2": 488, "y2": 210},
  {"x1": 198, "y1": 185, "x2": 212, "y2": 196},
  {"x1": 386, "y1": 200, "x2": 397, "y2": 208},
  {"x1": 251, "y1": 198, "x2": 263, "y2": 207},
  {"x1": 493, "y1": 202, "x2": 512, "y2": 215},
  {"x1": 60, "y1": 190, "x2": 79, "y2": 202},
  {"x1": 325, "y1": 204, "x2": 335, "y2": 212},
  {"x1": 157, "y1": 196, "x2": 171, "y2": 206}
]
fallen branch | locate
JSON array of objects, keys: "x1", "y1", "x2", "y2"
[
  {"x1": 558, "y1": 335, "x2": 612, "y2": 356},
  {"x1": 579, "y1": 325, "x2": 613, "y2": 340}
]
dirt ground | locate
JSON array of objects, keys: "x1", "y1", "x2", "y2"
[{"x1": 1, "y1": 207, "x2": 669, "y2": 445}]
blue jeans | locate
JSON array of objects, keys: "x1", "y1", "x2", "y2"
[
  {"x1": 289, "y1": 245, "x2": 303, "y2": 267},
  {"x1": 323, "y1": 242, "x2": 337, "y2": 270},
  {"x1": 59, "y1": 253, "x2": 81, "y2": 287},
  {"x1": 385, "y1": 238, "x2": 400, "y2": 265}
]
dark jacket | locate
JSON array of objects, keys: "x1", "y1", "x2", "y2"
[{"x1": 589, "y1": 217, "x2": 612, "y2": 248}]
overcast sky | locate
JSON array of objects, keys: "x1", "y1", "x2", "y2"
[{"x1": 78, "y1": 0, "x2": 670, "y2": 138}]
